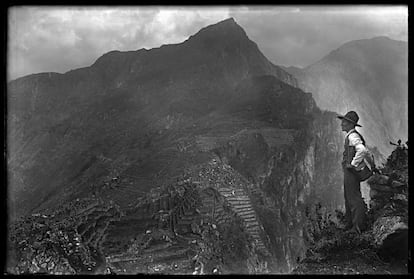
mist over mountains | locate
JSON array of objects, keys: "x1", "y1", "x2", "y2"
[{"x1": 283, "y1": 36, "x2": 408, "y2": 159}]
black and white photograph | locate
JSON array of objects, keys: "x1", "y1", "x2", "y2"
[{"x1": 6, "y1": 5, "x2": 408, "y2": 274}]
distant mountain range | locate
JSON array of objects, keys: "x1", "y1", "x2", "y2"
[{"x1": 283, "y1": 36, "x2": 408, "y2": 160}]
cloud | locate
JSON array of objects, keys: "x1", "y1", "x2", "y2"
[
  {"x1": 7, "y1": 6, "x2": 407, "y2": 80},
  {"x1": 8, "y1": 6, "x2": 230, "y2": 80},
  {"x1": 228, "y1": 6, "x2": 407, "y2": 67}
]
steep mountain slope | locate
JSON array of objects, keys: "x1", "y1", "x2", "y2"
[
  {"x1": 284, "y1": 36, "x2": 408, "y2": 159},
  {"x1": 7, "y1": 18, "x2": 345, "y2": 274},
  {"x1": 7, "y1": 18, "x2": 296, "y2": 219}
]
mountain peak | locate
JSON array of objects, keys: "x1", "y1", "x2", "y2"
[
  {"x1": 336, "y1": 36, "x2": 406, "y2": 51},
  {"x1": 204, "y1": 17, "x2": 239, "y2": 29},
  {"x1": 217, "y1": 17, "x2": 236, "y2": 24},
  {"x1": 187, "y1": 17, "x2": 248, "y2": 43},
  {"x1": 370, "y1": 35, "x2": 391, "y2": 41}
]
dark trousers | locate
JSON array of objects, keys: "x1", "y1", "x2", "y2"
[{"x1": 343, "y1": 167, "x2": 367, "y2": 230}]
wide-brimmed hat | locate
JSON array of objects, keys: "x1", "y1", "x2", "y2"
[{"x1": 337, "y1": 111, "x2": 362, "y2": 127}]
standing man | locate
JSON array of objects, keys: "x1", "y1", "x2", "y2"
[{"x1": 337, "y1": 111, "x2": 368, "y2": 234}]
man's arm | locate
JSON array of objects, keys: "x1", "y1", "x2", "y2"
[{"x1": 349, "y1": 133, "x2": 367, "y2": 167}]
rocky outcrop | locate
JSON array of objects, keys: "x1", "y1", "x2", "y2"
[
  {"x1": 310, "y1": 111, "x2": 344, "y2": 209},
  {"x1": 291, "y1": 143, "x2": 408, "y2": 275},
  {"x1": 367, "y1": 145, "x2": 408, "y2": 261}
]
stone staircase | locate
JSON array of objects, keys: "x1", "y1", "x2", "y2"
[
  {"x1": 246, "y1": 183, "x2": 266, "y2": 205},
  {"x1": 216, "y1": 187, "x2": 270, "y2": 257}
]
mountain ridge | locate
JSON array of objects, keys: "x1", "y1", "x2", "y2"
[{"x1": 284, "y1": 36, "x2": 407, "y2": 158}]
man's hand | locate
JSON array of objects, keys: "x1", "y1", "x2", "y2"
[
  {"x1": 345, "y1": 163, "x2": 354, "y2": 169},
  {"x1": 372, "y1": 167, "x2": 382, "y2": 174}
]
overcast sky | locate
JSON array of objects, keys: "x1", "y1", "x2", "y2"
[{"x1": 8, "y1": 5, "x2": 407, "y2": 81}]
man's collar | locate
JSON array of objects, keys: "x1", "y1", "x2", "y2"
[{"x1": 345, "y1": 128, "x2": 356, "y2": 138}]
